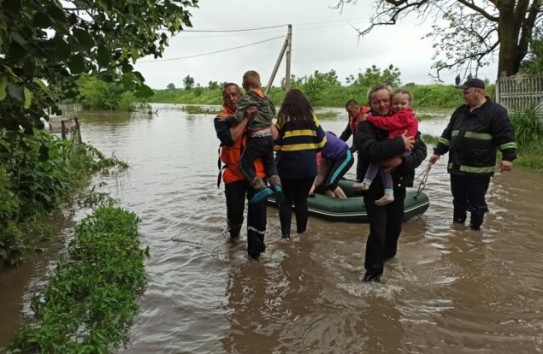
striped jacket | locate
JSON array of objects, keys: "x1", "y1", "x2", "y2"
[
  {"x1": 274, "y1": 115, "x2": 327, "y2": 179},
  {"x1": 433, "y1": 98, "x2": 517, "y2": 176}
]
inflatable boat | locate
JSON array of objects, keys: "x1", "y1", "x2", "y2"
[{"x1": 267, "y1": 178, "x2": 429, "y2": 223}]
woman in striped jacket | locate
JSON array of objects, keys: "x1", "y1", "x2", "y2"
[{"x1": 273, "y1": 89, "x2": 327, "y2": 238}]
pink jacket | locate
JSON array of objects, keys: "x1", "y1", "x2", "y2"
[{"x1": 365, "y1": 109, "x2": 418, "y2": 139}]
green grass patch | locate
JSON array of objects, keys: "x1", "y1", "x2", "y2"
[
  {"x1": 315, "y1": 111, "x2": 339, "y2": 120},
  {"x1": 181, "y1": 105, "x2": 221, "y2": 115},
  {"x1": 9, "y1": 206, "x2": 147, "y2": 353}
]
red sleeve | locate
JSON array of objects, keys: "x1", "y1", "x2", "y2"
[{"x1": 365, "y1": 113, "x2": 408, "y2": 131}]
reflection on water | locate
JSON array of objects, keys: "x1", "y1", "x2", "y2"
[{"x1": 2, "y1": 104, "x2": 543, "y2": 353}]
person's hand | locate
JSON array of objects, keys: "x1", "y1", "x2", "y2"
[
  {"x1": 244, "y1": 106, "x2": 257, "y2": 119},
  {"x1": 429, "y1": 154, "x2": 440, "y2": 165},
  {"x1": 216, "y1": 112, "x2": 228, "y2": 121},
  {"x1": 401, "y1": 130, "x2": 415, "y2": 152},
  {"x1": 500, "y1": 160, "x2": 513, "y2": 172},
  {"x1": 381, "y1": 156, "x2": 403, "y2": 172}
]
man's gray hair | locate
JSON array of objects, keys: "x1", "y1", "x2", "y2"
[{"x1": 367, "y1": 83, "x2": 393, "y2": 103}]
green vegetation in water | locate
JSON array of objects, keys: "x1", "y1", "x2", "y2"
[
  {"x1": 9, "y1": 205, "x2": 147, "y2": 353},
  {"x1": 181, "y1": 105, "x2": 221, "y2": 115},
  {"x1": 0, "y1": 130, "x2": 128, "y2": 266},
  {"x1": 315, "y1": 111, "x2": 339, "y2": 120}
]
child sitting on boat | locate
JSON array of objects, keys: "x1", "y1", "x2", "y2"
[
  {"x1": 219, "y1": 70, "x2": 283, "y2": 205},
  {"x1": 353, "y1": 89, "x2": 419, "y2": 206},
  {"x1": 309, "y1": 131, "x2": 354, "y2": 199}
]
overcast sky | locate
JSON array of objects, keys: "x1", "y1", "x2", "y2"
[{"x1": 135, "y1": 0, "x2": 498, "y2": 90}]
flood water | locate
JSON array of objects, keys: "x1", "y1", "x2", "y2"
[{"x1": 1, "y1": 104, "x2": 543, "y2": 353}]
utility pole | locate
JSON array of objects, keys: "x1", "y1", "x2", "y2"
[
  {"x1": 285, "y1": 24, "x2": 292, "y2": 92},
  {"x1": 265, "y1": 24, "x2": 292, "y2": 95}
]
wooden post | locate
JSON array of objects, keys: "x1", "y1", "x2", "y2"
[
  {"x1": 285, "y1": 24, "x2": 292, "y2": 92},
  {"x1": 265, "y1": 36, "x2": 288, "y2": 95},
  {"x1": 61, "y1": 120, "x2": 66, "y2": 140},
  {"x1": 74, "y1": 117, "x2": 82, "y2": 144}
]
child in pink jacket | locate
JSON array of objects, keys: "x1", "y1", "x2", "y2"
[{"x1": 354, "y1": 89, "x2": 418, "y2": 206}]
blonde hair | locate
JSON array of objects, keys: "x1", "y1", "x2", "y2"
[{"x1": 242, "y1": 70, "x2": 261, "y2": 91}]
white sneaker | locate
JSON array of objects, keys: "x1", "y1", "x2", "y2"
[{"x1": 375, "y1": 194, "x2": 394, "y2": 206}]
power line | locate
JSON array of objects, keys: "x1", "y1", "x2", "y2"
[
  {"x1": 183, "y1": 24, "x2": 287, "y2": 33},
  {"x1": 182, "y1": 18, "x2": 367, "y2": 34},
  {"x1": 138, "y1": 36, "x2": 285, "y2": 63}
]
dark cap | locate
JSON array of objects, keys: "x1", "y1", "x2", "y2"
[{"x1": 457, "y1": 78, "x2": 485, "y2": 89}]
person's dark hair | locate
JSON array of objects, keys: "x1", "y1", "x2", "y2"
[
  {"x1": 345, "y1": 99, "x2": 359, "y2": 109},
  {"x1": 367, "y1": 83, "x2": 393, "y2": 103},
  {"x1": 277, "y1": 89, "x2": 315, "y2": 129}
]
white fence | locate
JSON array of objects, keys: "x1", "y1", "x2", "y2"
[{"x1": 496, "y1": 74, "x2": 543, "y2": 117}]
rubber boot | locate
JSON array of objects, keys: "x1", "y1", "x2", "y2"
[
  {"x1": 229, "y1": 225, "x2": 241, "y2": 239},
  {"x1": 269, "y1": 175, "x2": 284, "y2": 204},
  {"x1": 249, "y1": 177, "x2": 273, "y2": 205},
  {"x1": 453, "y1": 208, "x2": 467, "y2": 224},
  {"x1": 469, "y1": 212, "x2": 485, "y2": 230}
]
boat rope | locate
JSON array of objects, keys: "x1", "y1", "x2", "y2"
[{"x1": 415, "y1": 163, "x2": 432, "y2": 198}]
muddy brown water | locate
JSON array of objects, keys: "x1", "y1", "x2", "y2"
[{"x1": 1, "y1": 104, "x2": 542, "y2": 353}]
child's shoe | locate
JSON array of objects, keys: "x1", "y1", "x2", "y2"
[
  {"x1": 269, "y1": 175, "x2": 284, "y2": 204},
  {"x1": 249, "y1": 188, "x2": 273, "y2": 205},
  {"x1": 375, "y1": 194, "x2": 394, "y2": 206}
]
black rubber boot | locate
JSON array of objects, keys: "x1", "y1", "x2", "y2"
[
  {"x1": 453, "y1": 208, "x2": 467, "y2": 224},
  {"x1": 469, "y1": 212, "x2": 485, "y2": 230},
  {"x1": 229, "y1": 226, "x2": 241, "y2": 239}
]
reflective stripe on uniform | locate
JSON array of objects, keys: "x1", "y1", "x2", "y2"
[
  {"x1": 499, "y1": 142, "x2": 517, "y2": 150},
  {"x1": 464, "y1": 131, "x2": 493, "y2": 140}
]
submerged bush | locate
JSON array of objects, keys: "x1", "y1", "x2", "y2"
[
  {"x1": 10, "y1": 206, "x2": 147, "y2": 353},
  {"x1": 0, "y1": 130, "x2": 128, "y2": 265}
]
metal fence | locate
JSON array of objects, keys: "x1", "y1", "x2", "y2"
[{"x1": 496, "y1": 74, "x2": 543, "y2": 117}]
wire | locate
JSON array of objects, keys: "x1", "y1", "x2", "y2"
[
  {"x1": 138, "y1": 36, "x2": 285, "y2": 63},
  {"x1": 183, "y1": 24, "x2": 287, "y2": 33}
]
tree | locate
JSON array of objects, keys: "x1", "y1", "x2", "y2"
[
  {"x1": 167, "y1": 83, "x2": 176, "y2": 90},
  {"x1": 183, "y1": 75, "x2": 195, "y2": 90},
  {"x1": 335, "y1": 0, "x2": 543, "y2": 80},
  {"x1": 208, "y1": 81, "x2": 219, "y2": 90},
  {"x1": 0, "y1": 0, "x2": 198, "y2": 132},
  {"x1": 520, "y1": 28, "x2": 543, "y2": 75},
  {"x1": 346, "y1": 64, "x2": 401, "y2": 87}
]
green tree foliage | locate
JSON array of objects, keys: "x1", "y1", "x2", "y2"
[
  {"x1": 289, "y1": 69, "x2": 341, "y2": 104},
  {"x1": 0, "y1": 129, "x2": 128, "y2": 265},
  {"x1": 346, "y1": 64, "x2": 401, "y2": 87},
  {"x1": 167, "y1": 83, "x2": 176, "y2": 90},
  {"x1": 520, "y1": 28, "x2": 543, "y2": 75},
  {"x1": 183, "y1": 75, "x2": 195, "y2": 90},
  {"x1": 335, "y1": 0, "x2": 542, "y2": 80},
  {"x1": 76, "y1": 75, "x2": 147, "y2": 110},
  {"x1": 0, "y1": 0, "x2": 198, "y2": 131},
  {"x1": 208, "y1": 81, "x2": 219, "y2": 90}
]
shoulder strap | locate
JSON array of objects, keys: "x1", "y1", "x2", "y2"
[{"x1": 217, "y1": 144, "x2": 225, "y2": 188}]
